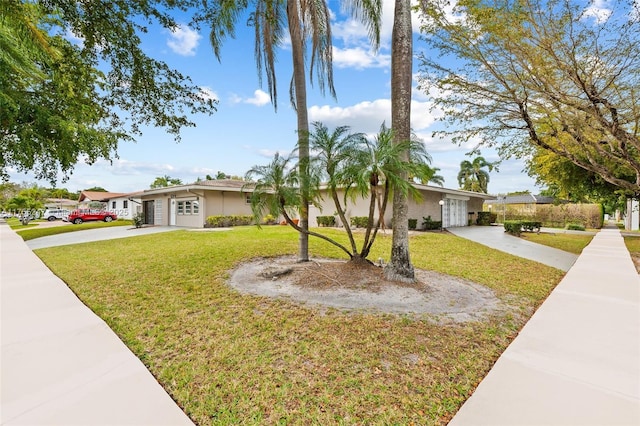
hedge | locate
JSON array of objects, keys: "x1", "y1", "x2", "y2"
[
  {"x1": 317, "y1": 216, "x2": 336, "y2": 227},
  {"x1": 205, "y1": 215, "x2": 254, "y2": 228},
  {"x1": 476, "y1": 211, "x2": 497, "y2": 226},
  {"x1": 422, "y1": 216, "x2": 442, "y2": 230},
  {"x1": 350, "y1": 216, "x2": 369, "y2": 228}
]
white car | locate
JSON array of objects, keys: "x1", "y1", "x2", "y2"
[{"x1": 43, "y1": 209, "x2": 70, "y2": 221}]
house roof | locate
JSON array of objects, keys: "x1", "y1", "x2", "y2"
[
  {"x1": 484, "y1": 194, "x2": 556, "y2": 205},
  {"x1": 140, "y1": 179, "x2": 495, "y2": 200},
  {"x1": 78, "y1": 190, "x2": 144, "y2": 202},
  {"x1": 78, "y1": 191, "x2": 126, "y2": 202},
  {"x1": 141, "y1": 179, "x2": 254, "y2": 196},
  {"x1": 414, "y1": 184, "x2": 497, "y2": 200}
]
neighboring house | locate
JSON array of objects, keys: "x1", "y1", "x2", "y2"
[
  {"x1": 44, "y1": 198, "x2": 77, "y2": 209},
  {"x1": 78, "y1": 191, "x2": 126, "y2": 207},
  {"x1": 77, "y1": 190, "x2": 143, "y2": 220},
  {"x1": 104, "y1": 191, "x2": 144, "y2": 220},
  {"x1": 139, "y1": 180, "x2": 255, "y2": 227},
  {"x1": 310, "y1": 184, "x2": 495, "y2": 229},
  {"x1": 483, "y1": 193, "x2": 556, "y2": 218}
]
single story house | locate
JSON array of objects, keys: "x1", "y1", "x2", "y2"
[
  {"x1": 310, "y1": 184, "x2": 495, "y2": 229},
  {"x1": 77, "y1": 190, "x2": 143, "y2": 220},
  {"x1": 44, "y1": 198, "x2": 78, "y2": 209},
  {"x1": 139, "y1": 179, "x2": 494, "y2": 229},
  {"x1": 139, "y1": 180, "x2": 255, "y2": 227}
]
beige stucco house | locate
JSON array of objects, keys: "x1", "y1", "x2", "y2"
[
  {"x1": 139, "y1": 179, "x2": 493, "y2": 229},
  {"x1": 139, "y1": 180, "x2": 255, "y2": 227}
]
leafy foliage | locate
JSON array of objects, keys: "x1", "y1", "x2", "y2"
[
  {"x1": 1, "y1": 1, "x2": 217, "y2": 183},
  {"x1": 457, "y1": 156, "x2": 495, "y2": 193},
  {"x1": 418, "y1": 0, "x2": 640, "y2": 193}
]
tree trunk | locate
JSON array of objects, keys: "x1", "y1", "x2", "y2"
[
  {"x1": 385, "y1": 0, "x2": 415, "y2": 283},
  {"x1": 288, "y1": 0, "x2": 310, "y2": 262}
]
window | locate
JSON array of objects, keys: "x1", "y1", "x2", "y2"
[
  {"x1": 177, "y1": 200, "x2": 198, "y2": 215},
  {"x1": 123, "y1": 200, "x2": 128, "y2": 209},
  {"x1": 246, "y1": 195, "x2": 252, "y2": 204},
  {"x1": 112, "y1": 201, "x2": 116, "y2": 209}
]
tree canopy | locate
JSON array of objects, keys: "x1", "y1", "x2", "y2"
[
  {"x1": 457, "y1": 156, "x2": 495, "y2": 193},
  {"x1": 1, "y1": 1, "x2": 217, "y2": 183},
  {"x1": 150, "y1": 175, "x2": 183, "y2": 188},
  {"x1": 418, "y1": 0, "x2": 640, "y2": 194}
]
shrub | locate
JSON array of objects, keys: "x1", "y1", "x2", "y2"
[
  {"x1": 521, "y1": 221, "x2": 542, "y2": 232},
  {"x1": 317, "y1": 216, "x2": 336, "y2": 227},
  {"x1": 133, "y1": 213, "x2": 144, "y2": 228},
  {"x1": 566, "y1": 223, "x2": 586, "y2": 231},
  {"x1": 422, "y1": 216, "x2": 442, "y2": 230},
  {"x1": 205, "y1": 215, "x2": 254, "y2": 228},
  {"x1": 350, "y1": 216, "x2": 369, "y2": 228},
  {"x1": 504, "y1": 220, "x2": 522, "y2": 236},
  {"x1": 408, "y1": 218, "x2": 418, "y2": 230},
  {"x1": 476, "y1": 211, "x2": 494, "y2": 226},
  {"x1": 262, "y1": 214, "x2": 276, "y2": 225}
]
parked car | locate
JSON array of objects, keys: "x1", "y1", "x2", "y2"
[
  {"x1": 67, "y1": 209, "x2": 117, "y2": 224},
  {"x1": 0, "y1": 212, "x2": 12, "y2": 219},
  {"x1": 43, "y1": 208, "x2": 70, "y2": 221}
]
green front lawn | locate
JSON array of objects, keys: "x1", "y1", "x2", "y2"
[
  {"x1": 520, "y1": 231, "x2": 594, "y2": 254},
  {"x1": 15, "y1": 219, "x2": 133, "y2": 241},
  {"x1": 36, "y1": 226, "x2": 565, "y2": 425}
]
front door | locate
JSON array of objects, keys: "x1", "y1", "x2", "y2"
[
  {"x1": 169, "y1": 199, "x2": 176, "y2": 226},
  {"x1": 143, "y1": 200, "x2": 155, "y2": 225}
]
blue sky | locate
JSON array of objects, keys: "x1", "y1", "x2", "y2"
[{"x1": 11, "y1": 0, "x2": 543, "y2": 195}]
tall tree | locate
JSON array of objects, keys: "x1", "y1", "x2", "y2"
[
  {"x1": 205, "y1": 0, "x2": 381, "y2": 262},
  {"x1": 418, "y1": 0, "x2": 640, "y2": 194},
  {"x1": 1, "y1": 1, "x2": 217, "y2": 183},
  {"x1": 385, "y1": 0, "x2": 415, "y2": 282},
  {"x1": 457, "y1": 156, "x2": 494, "y2": 193}
]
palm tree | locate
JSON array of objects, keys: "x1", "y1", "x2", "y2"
[
  {"x1": 248, "y1": 122, "x2": 432, "y2": 263},
  {"x1": 245, "y1": 151, "x2": 355, "y2": 256},
  {"x1": 206, "y1": 0, "x2": 382, "y2": 262},
  {"x1": 386, "y1": 0, "x2": 415, "y2": 282},
  {"x1": 457, "y1": 156, "x2": 495, "y2": 193}
]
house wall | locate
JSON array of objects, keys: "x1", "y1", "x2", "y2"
[
  {"x1": 309, "y1": 189, "x2": 392, "y2": 228},
  {"x1": 107, "y1": 197, "x2": 142, "y2": 220},
  {"x1": 203, "y1": 191, "x2": 253, "y2": 217},
  {"x1": 309, "y1": 187, "x2": 484, "y2": 229}
]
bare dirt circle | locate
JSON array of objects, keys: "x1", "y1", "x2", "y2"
[{"x1": 228, "y1": 256, "x2": 506, "y2": 323}]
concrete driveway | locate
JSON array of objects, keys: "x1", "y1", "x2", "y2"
[
  {"x1": 26, "y1": 225, "x2": 180, "y2": 250},
  {"x1": 447, "y1": 225, "x2": 580, "y2": 271}
]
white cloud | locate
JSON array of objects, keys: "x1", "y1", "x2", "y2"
[
  {"x1": 167, "y1": 25, "x2": 201, "y2": 56},
  {"x1": 582, "y1": 0, "x2": 613, "y2": 23},
  {"x1": 246, "y1": 89, "x2": 271, "y2": 106},
  {"x1": 309, "y1": 97, "x2": 437, "y2": 135},
  {"x1": 333, "y1": 46, "x2": 390, "y2": 69}
]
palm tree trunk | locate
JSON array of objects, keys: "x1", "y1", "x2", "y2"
[
  {"x1": 385, "y1": 0, "x2": 415, "y2": 283},
  {"x1": 287, "y1": 0, "x2": 310, "y2": 262}
]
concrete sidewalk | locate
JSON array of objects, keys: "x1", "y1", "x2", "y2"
[
  {"x1": 0, "y1": 223, "x2": 194, "y2": 425},
  {"x1": 449, "y1": 227, "x2": 640, "y2": 425},
  {"x1": 447, "y1": 225, "x2": 579, "y2": 271}
]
